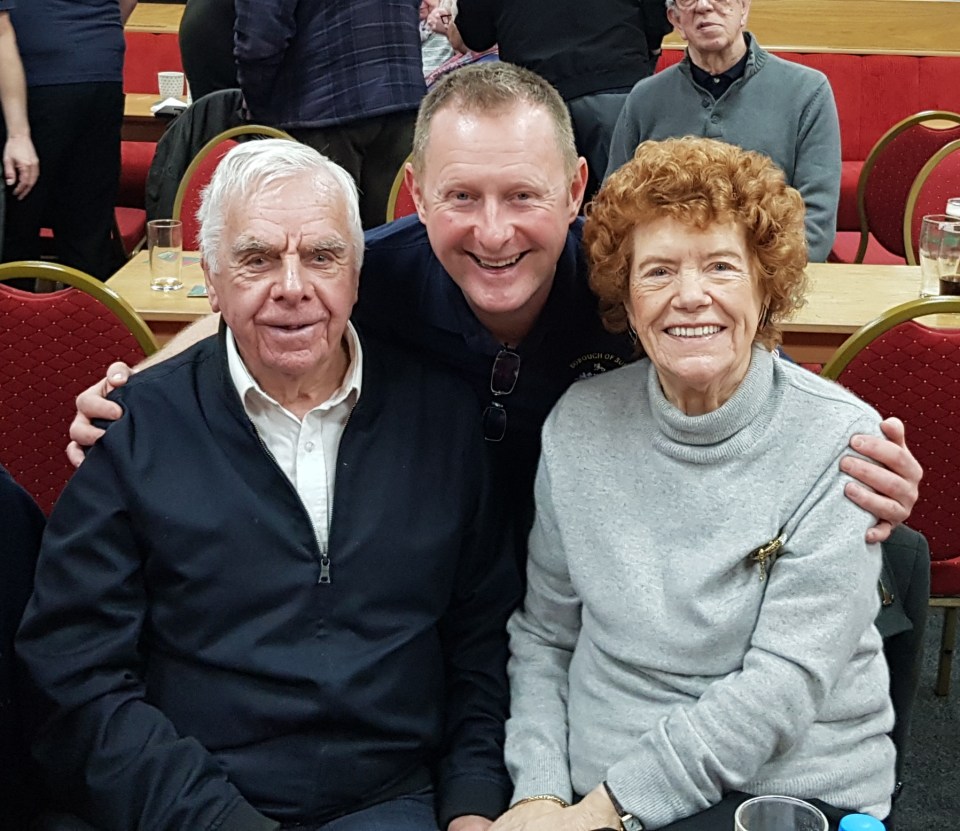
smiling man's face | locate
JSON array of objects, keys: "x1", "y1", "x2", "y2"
[{"x1": 408, "y1": 101, "x2": 587, "y2": 343}]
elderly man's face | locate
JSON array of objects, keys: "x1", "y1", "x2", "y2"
[
  {"x1": 668, "y1": 0, "x2": 750, "y2": 59},
  {"x1": 203, "y1": 174, "x2": 359, "y2": 391},
  {"x1": 624, "y1": 216, "x2": 764, "y2": 412},
  {"x1": 408, "y1": 102, "x2": 587, "y2": 340}
]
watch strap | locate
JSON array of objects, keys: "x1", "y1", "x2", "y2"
[{"x1": 602, "y1": 781, "x2": 645, "y2": 831}]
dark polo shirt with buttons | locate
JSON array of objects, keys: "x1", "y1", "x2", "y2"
[{"x1": 358, "y1": 215, "x2": 635, "y2": 552}]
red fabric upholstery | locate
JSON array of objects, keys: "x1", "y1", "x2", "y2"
[
  {"x1": 179, "y1": 139, "x2": 240, "y2": 250},
  {"x1": 0, "y1": 285, "x2": 152, "y2": 514},
  {"x1": 390, "y1": 177, "x2": 418, "y2": 222},
  {"x1": 123, "y1": 31, "x2": 184, "y2": 94},
  {"x1": 657, "y1": 50, "x2": 960, "y2": 233},
  {"x1": 908, "y1": 144, "x2": 960, "y2": 259},
  {"x1": 832, "y1": 320, "x2": 960, "y2": 595},
  {"x1": 829, "y1": 231, "x2": 905, "y2": 265}
]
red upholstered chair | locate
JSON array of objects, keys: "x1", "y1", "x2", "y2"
[
  {"x1": 904, "y1": 138, "x2": 960, "y2": 265},
  {"x1": 172, "y1": 125, "x2": 294, "y2": 250},
  {"x1": 830, "y1": 111, "x2": 960, "y2": 264},
  {"x1": 385, "y1": 155, "x2": 417, "y2": 224},
  {"x1": 821, "y1": 296, "x2": 960, "y2": 696},
  {"x1": 0, "y1": 262, "x2": 158, "y2": 514}
]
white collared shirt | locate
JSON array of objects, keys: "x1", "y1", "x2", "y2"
[{"x1": 225, "y1": 323, "x2": 363, "y2": 551}]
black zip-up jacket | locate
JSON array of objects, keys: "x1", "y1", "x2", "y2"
[{"x1": 17, "y1": 328, "x2": 519, "y2": 831}]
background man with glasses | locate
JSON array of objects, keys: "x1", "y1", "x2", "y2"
[
  {"x1": 69, "y1": 63, "x2": 919, "y2": 575},
  {"x1": 606, "y1": 0, "x2": 842, "y2": 263}
]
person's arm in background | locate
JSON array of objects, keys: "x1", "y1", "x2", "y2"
[
  {"x1": 793, "y1": 76, "x2": 841, "y2": 263},
  {"x1": 638, "y1": 0, "x2": 674, "y2": 64},
  {"x1": 234, "y1": 0, "x2": 298, "y2": 118},
  {"x1": 450, "y1": 0, "x2": 497, "y2": 53},
  {"x1": 0, "y1": 12, "x2": 37, "y2": 199},
  {"x1": 119, "y1": 0, "x2": 138, "y2": 25}
]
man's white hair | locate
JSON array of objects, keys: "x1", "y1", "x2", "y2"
[{"x1": 197, "y1": 139, "x2": 364, "y2": 274}]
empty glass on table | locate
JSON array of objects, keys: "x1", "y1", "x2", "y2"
[{"x1": 734, "y1": 795, "x2": 829, "y2": 831}]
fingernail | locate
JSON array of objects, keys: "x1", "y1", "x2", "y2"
[{"x1": 111, "y1": 373, "x2": 124, "y2": 381}]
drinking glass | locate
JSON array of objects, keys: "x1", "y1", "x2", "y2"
[
  {"x1": 734, "y1": 795, "x2": 828, "y2": 831},
  {"x1": 918, "y1": 214, "x2": 951, "y2": 297},
  {"x1": 938, "y1": 221, "x2": 960, "y2": 296},
  {"x1": 147, "y1": 219, "x2": 184, "y2": 292}
]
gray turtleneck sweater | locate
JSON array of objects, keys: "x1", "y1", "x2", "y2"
[{"x1": 505, "y1": 346, "x2": 895, "y2": 828}]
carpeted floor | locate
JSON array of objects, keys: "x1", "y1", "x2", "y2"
[{"x1": 893, "y1": 608, "x2": 959, "y2": 830}]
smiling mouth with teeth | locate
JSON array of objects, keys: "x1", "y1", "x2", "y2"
[
  {"x1": 469, "y1": 252, "x2": 526, "y2": 270},
  {"x1": 666, "y1": 325, "x2": 723, "y2": 337}
]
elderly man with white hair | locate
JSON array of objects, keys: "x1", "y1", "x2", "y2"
[{"x1": 16, "y1": 140, "x2": 517, "y2": 831}]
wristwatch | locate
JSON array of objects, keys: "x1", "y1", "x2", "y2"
[{"x1": 602, "y1": 781, "x2": 645, "y2": 831}]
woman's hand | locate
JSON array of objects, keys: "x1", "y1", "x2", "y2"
[
  {"x1": 842, "y1": 416, "x2": 922, "y2": 543},
  {"x1": 65, "y1": 362, "x2": 133, "y2": 467},
  {"x1": 448, "y1": 815, "x2": 494, "y2": 831},
  {"x1": 490, "y1": 787, "x2": 620, "y2": 831}
]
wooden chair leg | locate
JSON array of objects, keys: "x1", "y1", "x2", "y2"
[{"x1": 935, "y1": 606, "x2": 958, "y2": 697}]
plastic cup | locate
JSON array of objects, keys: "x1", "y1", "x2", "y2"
[
  {"x1": 147, "y1": 219, "x2": 183, "y2": 292},
  {"x1": 734, "y1": 795, "x2": 828, "y2": 831},
  {"x1": 158, "y1": 71, "x2": 185, "y2": 100},
  {"x1": 919, "y1": 214, "x2": 952, "y2": 297}
]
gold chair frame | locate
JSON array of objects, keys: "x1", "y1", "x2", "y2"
[
  {"x1": 822, "y1": 295, "x2": 960, "y2": 697},
  {"x1": 385, "y1": 154, "x2": 415, "y2": 225},
  {"x1": 903, "y1": 137, "x2": 960, "y2": 265},
  {"x1": 0, "y1": 260, "x2": 159, "y2": 356},
  {"x1": 853, "y1": 110, "x2": 960, "y2": 264},
  {"x1": 171, "y1": 125, "x2": 295, "y2": 224}
]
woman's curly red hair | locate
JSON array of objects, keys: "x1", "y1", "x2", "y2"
[{"x1": 584, "y1": 137, "x2": 809, "y2": 350}]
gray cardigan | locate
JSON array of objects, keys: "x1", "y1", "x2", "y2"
[
  {"x1": 606, "y1": 35, "x2": 841, "y2": 263},
  {"x1": 505, "y1": 347, "x2": 895, "y2": 828}
]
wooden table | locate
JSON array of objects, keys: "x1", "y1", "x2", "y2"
[
  {"x1": 107, "y1": 251, "x2": 210, "y2": 345},
  {"x1": 109, "y1": 258, "x2": 954, "y2": 359},
  {"x1": 781, "y1": 262, "x2": 929, "y2": 363},
  {"x1": 123, "y1": 93, "x2": 185, "y2": 142},
  {"x1": 124, "y1": 3, "x2": 184, "y2": 34}
]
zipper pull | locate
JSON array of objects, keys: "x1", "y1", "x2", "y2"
[
  {"x1": 319, "y1": 556, "x2": 331, "y2": 584},
  {"x1": 749, "y1": 531, "x2": 786, "y2": 583}
]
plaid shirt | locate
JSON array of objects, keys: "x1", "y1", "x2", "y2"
[{"x1": 235, "y1": 0, "x2": 425, "y2": 129}]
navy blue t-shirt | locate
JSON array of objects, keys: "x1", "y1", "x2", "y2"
[
  {"x1": 11, "y1": 0, "x2": 125, "y2": 87},
  {"x1": 358, "y1": 215, "x2": 635, "y2": 546}
]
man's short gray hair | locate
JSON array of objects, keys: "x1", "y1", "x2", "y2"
[
  {"x1": 197, "y1": 139, "x2": 364, "y2": 274},
  {"x1": 411, "y1": 62, "x2": 578, "y2": 180}
]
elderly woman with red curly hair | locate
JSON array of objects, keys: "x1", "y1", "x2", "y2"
[{"x1": 490, "y1": 137, "x2": 896, "y2": 831}]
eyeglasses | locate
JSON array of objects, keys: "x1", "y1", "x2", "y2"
[
  {"x1": 439, "y1": 12, "x2": 452, "y2": 24},
  {"x1": 673, "y1": 0, "x2": 735, "y2": 10},
  {"x1": 483, "y1": 348, "x2": 520, "y2": 442}
]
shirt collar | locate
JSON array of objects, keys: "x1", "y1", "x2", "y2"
[
  {"x1": 689, "y1": 34, "x2": 751, "y2": 98},
  {"x1": 226, "y1": 321, "x2": 363, "y2": 417}
]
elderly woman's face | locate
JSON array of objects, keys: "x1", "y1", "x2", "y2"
[{"x1": 625, "y1": 216, "x2": 765, "y2": 413}]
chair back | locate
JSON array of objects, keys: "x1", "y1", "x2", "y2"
[
  {"x1": 172, "y1": 125, "x2": 294, "y2": 250},
  {"x1": 0, "y1": 262, "x2": 158, "y2": 514},
  {"x1": 904, "y1": 138, "x2": 960, "y2": 264},
  {"x1": 385, "y1": 155, "x2": 418, "y2": 224},
  {"x1": 821, "y1": 296, "x2": 960, "y2": 596},
  {"x1": 855, "y1": 111, "x2": 960, "y2": 262}
]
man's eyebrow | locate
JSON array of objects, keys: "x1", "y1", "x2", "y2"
[
  {"x1": 306, "y1": 237, "x2": 349, "y2": 256},
  {"x1": 230, "y1": 235, "x2": 274, "y2": 258}
]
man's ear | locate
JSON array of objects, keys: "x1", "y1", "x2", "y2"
[
  {"x1": 405, "y1": 163, "x2": 428, "y2": 224},
  {"x1": 202, "y1": 261, "x2": 219, "y2": 313},
  {"x1": 568, "y1": 156, "x2": 589, "y2": 220}
]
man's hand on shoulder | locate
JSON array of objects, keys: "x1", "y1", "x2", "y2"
[
  {"x1": 841, "y1": 416, "x2": 922, "y2": 544},
  {"x1": 449, "y1": 815, "x2": 494, "y2": 831},
  {"x1": 65, "y1": 362, "x2": 134, "y2": 467}
]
